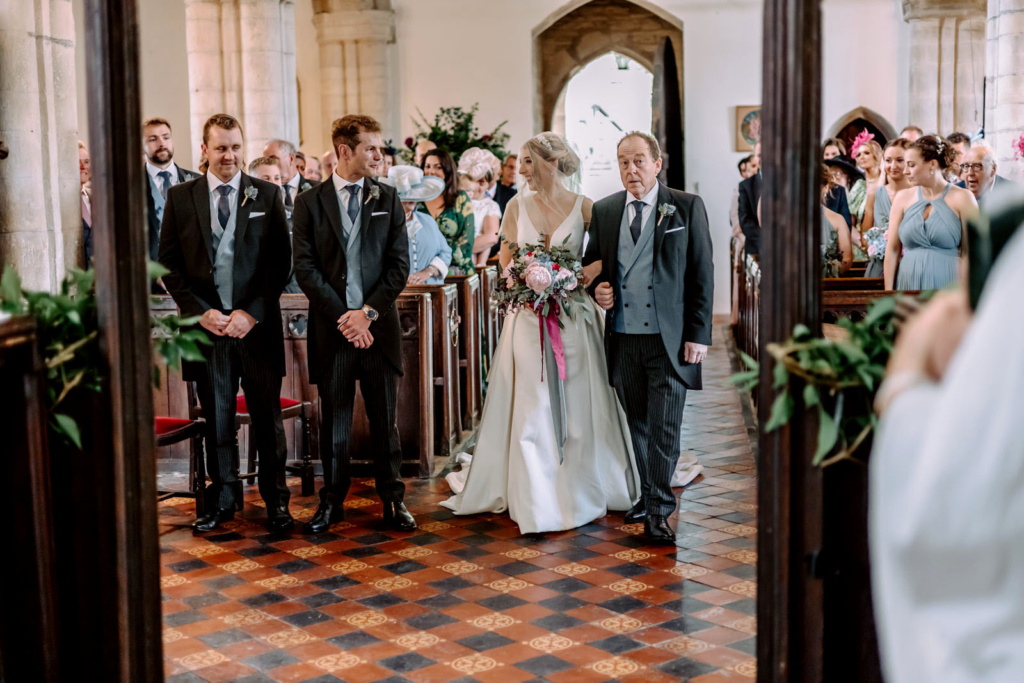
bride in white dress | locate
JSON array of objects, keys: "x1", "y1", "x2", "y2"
[{"x1": 441, "y1": 132, "x2": 640, "y2": 534}]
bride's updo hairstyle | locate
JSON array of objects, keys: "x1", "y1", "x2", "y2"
[
  {"x1": 908, "y1": 135, "x2": 957, "y2": 170},
  {"x1": 527, "y1": 132, "x2": 581, "y2": 176}
]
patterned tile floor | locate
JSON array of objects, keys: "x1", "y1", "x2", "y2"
[{"x1": 159, "y1": 325, "x2": 758, "y2": 682}]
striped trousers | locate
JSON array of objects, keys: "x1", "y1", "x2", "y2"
[
  {"x1": 317, "y1": 345, "x2": 404, "y2": 506},
  {"x1": 610, "y1": 333, "x2": 688, "y2": 517},
  {"x1": 193, "y1": 335, "x2": 289, "y2": 511}
]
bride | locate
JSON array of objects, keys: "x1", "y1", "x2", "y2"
[{"x1": 441, "y1": 133, "x2": 640, "y2": 534}]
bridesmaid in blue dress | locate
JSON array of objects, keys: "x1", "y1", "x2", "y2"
[
  {"x1": 885, "y1": 136, "x2": 978, "y2": 291},
  {"x1": 862, "y1": 138, "x2": 912, "y2": 277}
]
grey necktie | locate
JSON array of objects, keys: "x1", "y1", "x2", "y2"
[
  {"x1": 630, "y1": 200, "x2": 644, "y2": 244},
  {"x1": 346, "y1": 185, "x2": 360, "y2": 225},
  {"x1": 158, "y1": 170, "x2": 173, "y2": 199},
  {"x1": 285, "y1": 184, "x2": 294, "y2": 209},
  {"x1": 216, "y1": 185, "x2": 232, "y2": 233}
]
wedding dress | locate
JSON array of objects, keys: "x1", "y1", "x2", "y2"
[{"x1": 441, "y1": 189, "x2": 641, "y2": 534}]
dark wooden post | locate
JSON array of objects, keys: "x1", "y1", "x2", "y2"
[
  {"x1": 80, "y1": 0, "x2": 163, "y2": 678},
  {"x1": 756, "y1": 0, "x2": 824, "y2": 681}
]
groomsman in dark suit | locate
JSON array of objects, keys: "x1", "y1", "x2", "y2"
[
  {"x1": 159, "y1": 113, "x2": 294, "y2": 533},
  {"x1": 584, "y1": 132, "x2": 714, "y2": 544},
  {"x1": 143, "y1": 118, "x2": 199, "y2": 269},
  {"x1": 737, "y1": 141, "x2": 762, "y2": 256},
  {"x1": 292, "y1": 114, "x2": 414, "y2": 533}
]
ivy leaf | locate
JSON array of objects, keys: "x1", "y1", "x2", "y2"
[
  {"x1": 792, "y1": 324, "x2": 812, "y2": 341},
  {"x1": 147, "y1": 259, "x2": 169, "y2": 281},
  {"x1": 52, "y1": 413, "x2": 82, "y2": 449},
  {"x1": 738, "y1": 350, "x2": 759, "y2": 371},
  {"x1": 803, "y1": 384, "x2": 819, "y2": 407},
  {"x1": 813, "y1": 404, "x2": 839, "y2": 465},
  {"x1": 764, "y1": 391, "x2": 794, "y2": 432},
  {"x1": 772, "y1": 361, "x2": 789, "y2": 389}
]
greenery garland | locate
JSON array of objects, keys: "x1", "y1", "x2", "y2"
[
  {"x1": 401, "y1": 104, "x2": 511, "y2": 163},
  {"x1": 0, "y1": 261, "x2": 209, "y2": 449}
]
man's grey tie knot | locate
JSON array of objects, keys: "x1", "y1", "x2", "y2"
[
  {"x1": 345, "y1": 184, "x2": 361, "y2": 225},
  {"x1": 630, "y1": 200, "x2": 644, "y2": 244},
  {"x1": 216, "y1": 185, "x2": 232, "y2": 231},
  {"x1": 158, "y1": 170, "x2": 173, "y2": 199}
]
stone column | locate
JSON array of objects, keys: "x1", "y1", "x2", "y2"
[
  {"x1": 184, "y1": 0, "x2": 299, "y2": 164},
  {"x1": 986, "y1": 0, "x2": 1024, "y2": 179},
  {"x1": 0, "y1": 0, "x2": 82, "y2": 291},
  {"x1": 313, "y1": 0, "x2": 396, "y2": 141},
  {"x1": 902, "y1": 0, "x2": 987, "y2": 135}
]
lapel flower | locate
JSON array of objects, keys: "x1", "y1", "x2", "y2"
[
  {"x1": 242, "y1": 185, "x2": 258, "y2": 207},
  {"x1": 657, "y1": 203, "x2": 677, "y2": 227},
  {"x1": 364, "y1": 184, "x2": 380, "y2": 205}
]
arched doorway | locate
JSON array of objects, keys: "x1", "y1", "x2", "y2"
[
  {"x1": 554, "y1": 52, "x2": 654, "y2": 199},
  {"x1": 826, "y1": 106, "x2": 898, "y2": 152},
  {"x1": 534, "y1": 0, "x2": 685, "y2": 187}
]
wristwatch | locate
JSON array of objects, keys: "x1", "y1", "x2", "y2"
[{"x1": 362, "y1": 305, "x2": 379, "y2": 322}]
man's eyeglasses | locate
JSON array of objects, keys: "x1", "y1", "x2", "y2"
[{"x1": 959, "y1": 163, "x2": 986, "y2": 174}]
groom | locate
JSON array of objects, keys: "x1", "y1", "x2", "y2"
[{"x1": 584, "y1": 132, "x2": 714, "y2": 544}]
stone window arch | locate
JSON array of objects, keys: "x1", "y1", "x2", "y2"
[{"x1": 826, "y1": 107, "x2": 898, "y2": 150}]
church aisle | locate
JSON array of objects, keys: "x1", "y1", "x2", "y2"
[{"x1": 159, "y1": 324, "x2": 757, "y2": 683}]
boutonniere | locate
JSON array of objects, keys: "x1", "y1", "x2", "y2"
[
  {"x1": 364, "y1": 185, "x2": 380, "y2": 205},
  {"x1": 242, "y1": 185, "x2": 258, "y2": 207},
  {"x1": 657, "y1": 203, "x2": 677, "y2": 227}
]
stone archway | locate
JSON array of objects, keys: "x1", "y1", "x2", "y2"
[
  {"x1": 826, "y1": 107, "x2": 898, "y2": 148},
  {"x1": 534, "y1": 0, "x2": 684, "y2": 173}
]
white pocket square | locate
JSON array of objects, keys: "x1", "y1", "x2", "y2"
[
  {"x1": 665, "y1": 226, "x2": 686, "y2": 234},
  {"x1": 371, "y1": 211, "x2": 388, "y2": 217},
  {"x1": 249, "y1": 211, "x2": 266, "y2": 218}
]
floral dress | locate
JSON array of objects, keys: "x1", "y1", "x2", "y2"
[
  {"x1": 847, "y1": 179, "x2": 869, "y2": 260},
  {"x1": 420, "y1": 191, "x2": 475, "y2": 274}
]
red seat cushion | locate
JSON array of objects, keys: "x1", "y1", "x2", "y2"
[
  {"x1": 235, "y1": 396, "x2": 302, "y2": 415},
  {"x1": 154, "y1": 417, "x2": 196, "y2": 436}
]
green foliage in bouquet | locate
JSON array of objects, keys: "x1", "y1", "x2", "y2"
[
  {"x1": 492, "y1": 235, "x2": 591, "y2": 328},
  {"x1": 402, "y1": 104, "x2": 511, "y2": 164},
  {"x1": 0, "y1": 261, "x2": 209, "y2": 449},
  {"x1": 731, "y1": 296, "x2": 902, "y2": 467}
]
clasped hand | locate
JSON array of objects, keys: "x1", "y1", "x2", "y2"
[
  {"x1": 200, "y1": 309, "x2": 255, "y2": 338},
  {"x1": 338, "y1": 310, "x2": 374, "y2": 349}
]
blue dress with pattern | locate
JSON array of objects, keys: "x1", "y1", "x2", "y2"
[{"x1": 896, "y1": 185, "x2": 961, "y2": 291}]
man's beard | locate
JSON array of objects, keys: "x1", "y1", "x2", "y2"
[{"x1": 148, "y1": 148, "x2": 173, "y2": 164}]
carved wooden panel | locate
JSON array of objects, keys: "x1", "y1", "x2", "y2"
[
  {"x1": 445, "y1": 273, "x2": 483, "y2": 431},
  {"x1": 475, "y1": 265, "x2": 500, "y2": 377}
]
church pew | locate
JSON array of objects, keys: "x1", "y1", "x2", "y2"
[
  {"x1": 445, "y1": 273, "x2": 484, "y2": 431},
  {"x1": 822, "y1": 277, "x2": 884, "y2": 291},
  {"x1": 475, "y1": 265, "x2": 500, "y2": 375},
  {"x1": 403, "y1": 283, "x2": 463, "y2": 468},
  {"x1": 822, "y1": 289, "x2": 920, "y2": 324}
]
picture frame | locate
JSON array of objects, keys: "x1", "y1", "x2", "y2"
[{"x1": 735, "y1": 106, "x2": 762, "y2": 152}]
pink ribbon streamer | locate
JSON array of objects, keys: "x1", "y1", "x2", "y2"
[{"x1": 537, "y1": 302, "x2": 567, "y2": 382}]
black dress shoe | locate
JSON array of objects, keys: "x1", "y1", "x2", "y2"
[
  {"x1": 624, "y1": 500, "x2": 647, "y2": 524},
  {"x1": 383, "y1": 501, "x2": 416, "y2": 532},
  {"x1": 303, "y1": 504, "x2": 343, "y2": 534},
  {"x1": 192, "y1": 508, "x2": 234, "y2": 533},
  {"x1": 267, "y1": 507, "x2": 295, "y2": 533},
  {"x1": 644, "y1": 515, "x2": 677, "y2": 545}
]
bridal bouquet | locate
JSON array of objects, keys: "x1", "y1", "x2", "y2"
[
  {"x1": 864, "y1": 226, "x2": 888, "y2": 263},
  {"x1": 492, "y1": 239, "x2": 587, "y2": 381}
]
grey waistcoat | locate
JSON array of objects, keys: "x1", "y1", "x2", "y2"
[
  {"x1": 338, "y1": 191, "x2": 365, "y2": 309},
  {"x1": 211, "y1": 190, "x2": 237, "y2": 310},
  {"x1": 612, "y1": 203, "x2": 660, "y2": 334}
]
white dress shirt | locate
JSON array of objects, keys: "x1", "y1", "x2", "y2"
[
  {"x1": 625, "y1": 181, "x2": 660, "y2": 233},
  {"x1": 285, "y1": 171, "x2": 302, "y2": 205},
  {"x1": 146, "y1": 160, "x2": 180, "y2": 187},
  {"x1": 331, "y1": 172, "x2": 364, "y2": 216}
]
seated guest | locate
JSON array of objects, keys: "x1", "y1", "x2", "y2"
[
  {"x1": 822, "y1": 137, "x2": 846, "y2": 160},
  {"x1": 863, "y1": 138, "x2": 912, "y2": 276},
  {"x1": 821, "y1": 165, "x2": 853, "y2": 275},
  {"x1": 380, "y1": 141, "x2": 398, "y2": 179},
  {"x1": 961, "y1": 145, "x2": 1014, "y2": 211},
  {"x1": 900, "y1": 125, "x2": 924, "y2": 142},
  {"x1": 884, "y1": 135, "x2": 978, "y2": 291},
  {"x1": 945, "y1": 132, "x2": 971, "y2": 184},
  {"x1": 79, "y1": 141, "x2": 92, "y2": 269},
  {"x1": 870, "y1": 226, "x2": 1024, "y2": 683},
  {"x1": 381, "y1": 165, "x2": 452, "y2": 285},
  {"x1": 494, "y1": 153, "x2": 518, "y2": 216},
  {"x1": 737, "y1": 141, "x2": 762, "y2": 255},
  {"x1": 420, "y1": 148, "x2": 475, "y2": 274},
  {"x1": 143, "y1": 118, "x2": 199, "y2": 268},
  {"x1": 303, "y1": 153, "x2": 322, "y2": 182},
  {"x1": 851, "y1": 131, "x2": 884, "y2": 256},
  {"x1": 458, "y1": 147, "x2": 502, "y2": 267},
  {"x1": 320, "y1": 149, "x2": 337, "y2": 179},
  {"x1": 248, "y1": 157, "x2": 282, "y2": 185},
  {"x1": 823, "y1": 154, "x2": 858, "y2": 228},
  {"x1": 294, "y1": 150, "x2": 307, "y2": 178}
]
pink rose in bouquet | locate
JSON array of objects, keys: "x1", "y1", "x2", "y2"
[
  {"x1": 524, "y1": 261, "x2": 553, "y2": 294},
  {"x1": 555, "y1": 267, "x2": 577, "y2": 291}
]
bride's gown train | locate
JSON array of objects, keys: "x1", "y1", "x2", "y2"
[{"x1": 441, "y1": 194, "x2": 641, "y2": 534}]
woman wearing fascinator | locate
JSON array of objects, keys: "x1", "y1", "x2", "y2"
[
  {"x1": 441, "y1": 132, "x2": 640, "y2": 534},
  {"x1": 379, "y1": 165, "x2": 452, "y2": 285}
]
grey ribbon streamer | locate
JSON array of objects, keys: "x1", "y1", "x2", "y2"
[{"x1": 543, "y1": 328, "x2": 568, "y2": 465}]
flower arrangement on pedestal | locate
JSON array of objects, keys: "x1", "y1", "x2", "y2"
[{"x1": 401, "y1": 104, "x2": 511, "y2": 163}]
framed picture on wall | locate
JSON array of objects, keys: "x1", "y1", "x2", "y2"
[{"x1": 735, "y1": 106, "x2": 762, "y2": 152}]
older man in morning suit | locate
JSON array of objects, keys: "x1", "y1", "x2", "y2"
[
  {"x1": 292, "y1": 114, "x2": 414, "y2": 534},
  {"x1": 159, "y1": 113, "x2": 294, "y2": 534},
  {"x1": 584, "y1": 131, "x2": 714, "y2": 545}
]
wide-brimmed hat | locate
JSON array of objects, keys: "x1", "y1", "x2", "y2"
[
  {"x1": 380, "y1": 165, "x2": 444, "y2": 202},
  {"x1": 824, "y1": 155, "x2": 865, "y2": 183}
]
